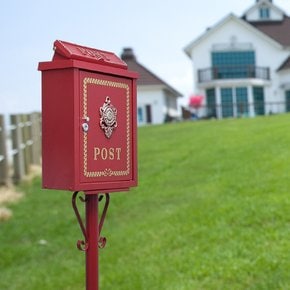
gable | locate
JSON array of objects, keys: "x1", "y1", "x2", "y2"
[
  {"x1": 243, "y1": 0, "x2": 285, "y2": 22},
  {"x1": 184, "y1": 13, "x2": 282, "y2": 58}
]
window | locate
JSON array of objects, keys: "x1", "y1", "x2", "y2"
[
  {"x1": 138, "y1": 105, "x2": 152, "y2": 124},
  {"x1": 145, "y1": 105, "x2": 152, "y2": 124},
  {"x1": 236, "y1": 87, "x2": 249, "y2": 117},
  {"x1": 206, "y1": 88, "x2": 217, "y2": 118},
  {"x1": 286, "y1": 90, "x2": 290, "y2": 112},
  {"x1": 260, "y1": 7, "x2": 270, "y2": 19},
  {"x1": 138, "y1": 107, "x2": 143, "y2": 123},
  {"x1": 221, "y1": 88, "x2": 233, "y2": 118},
  {"x1": 212, "y1": 51, "x2": 255, "y2": 79},
  {"x1": 253, "y1": 87, "x2": 265, "y2": 115}
]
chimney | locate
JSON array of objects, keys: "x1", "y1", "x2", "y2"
[{"x1": 121, "y1": 48, "x2": 136, "y2": 61}]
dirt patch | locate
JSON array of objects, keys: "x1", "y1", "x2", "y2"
[
  {"x1": 0, "y1": 187, "x2": 23, "y2": 205},
  {"x1": 0, "y1": 186, "x2": 23, "y2": 222},
  {"x1": 0, "y1": 207, "x2": 13, "y2": 222},
  {"x1": 21, "y1": 165, "x2": 42, "y2": 183},
  {"x1": 0, "y1": 165, "x2": 41, "y2": 222}
]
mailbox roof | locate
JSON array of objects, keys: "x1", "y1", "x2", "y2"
[
  {"x1": 53, "y1": 40, "x2": 128, "y2": 69},
  {"x1": 38, "y1": 41, "x2": 138, "y2": 80}
]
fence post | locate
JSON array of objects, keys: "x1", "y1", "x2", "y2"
[
  {"x1": 22, "y1": 114, "x2": 32, "y2": 171},
  {"x1": 0, "y1": 115, "x2": 9, "y2": 185},
  {"x1": 29, "y1": 112, "x2": 41, "y2": 165},
  {"x1": 10, "y1": 114, "x2": 26, "y2": 183}
]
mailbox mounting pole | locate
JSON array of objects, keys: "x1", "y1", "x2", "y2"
[
  {"x1": 86, "y1": 193, "x2": 99, "y2": 290},
  {"x1": 39, "y1": 40, "x2": 138, "y2": 290},
  {"x1": 72, "y1": 191, "x2": 110, "y2": 290}
]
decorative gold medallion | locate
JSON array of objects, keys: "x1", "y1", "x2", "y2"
[{"x1": 100, "y1": 96, "x2": 117, "y2": 138}]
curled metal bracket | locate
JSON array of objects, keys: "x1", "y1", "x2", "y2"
[
  {"x1": 98, "y1": 193, "x2": 110, "y2": 249},
  {"x1": 72, "y1": 191, "x2": 110, "y2": 251},
  {"x1": 72, "y1": 191, "x2": 88, "y2": 251}
]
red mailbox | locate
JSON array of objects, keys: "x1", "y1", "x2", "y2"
[{"x1": 38, "y1": 40, "x2": 138, "y2": 193}]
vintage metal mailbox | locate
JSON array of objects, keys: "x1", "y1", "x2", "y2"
[{"x1": 38, "y1": 40, "x2": 138, "y2": 193}]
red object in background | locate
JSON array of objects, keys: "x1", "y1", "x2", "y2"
[
  {"x1": 189, "y1": 94, "x2": 204, "y2": 109},
  {"x1": 38, "y1": 40, "x2": 138, "y2": 193}
]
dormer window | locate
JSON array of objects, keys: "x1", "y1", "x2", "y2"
[{"x1": 259, "y1": 6, "x2": 270, "y2": 19}]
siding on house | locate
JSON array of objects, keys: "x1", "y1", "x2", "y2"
[{"x1": 121, "y1": 48, "x2": 182, "y2": 125}]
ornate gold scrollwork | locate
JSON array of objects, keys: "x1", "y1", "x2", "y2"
[{"x1": 99, "y1": 96, "x2": 117, "y2": 139}]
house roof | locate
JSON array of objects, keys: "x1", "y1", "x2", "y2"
[
  {"x1": 121, "y1": 48, "x2": 182, "y2": 97},
  {"x1": 247, "y1": 16, "x2": 290, "y2": 47},
  {"x1": 184, "y1": 13, "x2": 283, "y2": 58},
  {"x1": 277, "y1": 55, "x2": 290, "y2": 71}
]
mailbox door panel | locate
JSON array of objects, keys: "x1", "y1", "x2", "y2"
[{"x1": 79, "y1": 71, "x2": 134, "y2": 188}]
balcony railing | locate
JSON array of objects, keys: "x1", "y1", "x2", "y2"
[{"x1": 198, "y1": 65, "x2": 270, "y2": 83}]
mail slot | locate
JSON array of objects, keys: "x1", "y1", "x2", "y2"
[{"x1": 38, "y1": 40, "x2": 138, "y2": 192}]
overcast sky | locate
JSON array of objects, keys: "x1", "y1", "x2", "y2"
[{"x1": 1, "y1": 0, "x2": 290, "y2": 114}]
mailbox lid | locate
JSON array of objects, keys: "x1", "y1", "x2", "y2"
[
  {"x1": 53, "y1": 40, "x2": 128, "y2": 69},
  {"x1": 79, "y1": 70, "x2": 137, "y2": 190},
  {"x1": 38, "y1": 40, "x2": 138, "y2": 79}
]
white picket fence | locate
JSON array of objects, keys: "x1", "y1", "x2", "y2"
[{"x1": 0, "y1": 113, "x2": 41, "y2": 185}]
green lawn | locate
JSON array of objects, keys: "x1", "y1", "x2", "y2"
[{"x1": 1, "y1": 114, "x2": 290, "y2": 289}]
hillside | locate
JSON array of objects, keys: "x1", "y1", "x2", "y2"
[{"x1": 1, "y1": 114, "x2": 290, "y2": 289}]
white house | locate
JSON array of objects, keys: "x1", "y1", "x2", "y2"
[
  {"x1": 121, "y1": 48, "x2": 182, "y2": 125},
  {"x1": 184, "y1": 0, "x2": 290, "y2": 119}
]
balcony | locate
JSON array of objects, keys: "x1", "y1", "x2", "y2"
[{"x1": 198, "y1": 65, "x2": 270, "y2": 83}]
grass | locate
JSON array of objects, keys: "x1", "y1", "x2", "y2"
[{"x1": 1, "y1": 114, "x2": 290, "y2": 289}]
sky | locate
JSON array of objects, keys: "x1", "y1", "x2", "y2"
[{"x1": 1, "y1": 0, "x2": 290, "y2": 114}]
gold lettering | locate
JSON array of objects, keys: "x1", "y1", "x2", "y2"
[
  {"x1": 94, "y1": 147, "x2": 100, "y2": 160},
  {"x1": 93, "y1": 147, "x2": 122, "y2": 161},
  {"x1": 109, "y1": 148, "x2": 114, "y2": 160},
  {"x1": 116, "y1": 148, "x2": 121, "y2": 160},
  {"x1": 101, "y1": 148, "x2": 108, "y2": 160}
]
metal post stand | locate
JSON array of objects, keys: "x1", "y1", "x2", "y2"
[
  {"x1": 72, "y1": 191, "x2": 110, "y2": 290},
  {"x1": 86, "y1": 194, "x2": 99, "y2": 290}
]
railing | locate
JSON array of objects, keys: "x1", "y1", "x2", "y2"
[
  {"x1": 0, "y1": 113, "x2": 41, "y2": 185},
  {"x1": 198, "y1": 66, "x2": 270, "y2": 83},
  {"x1": 183, "y1": 101, "x2": 290, "y2": 120}
]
